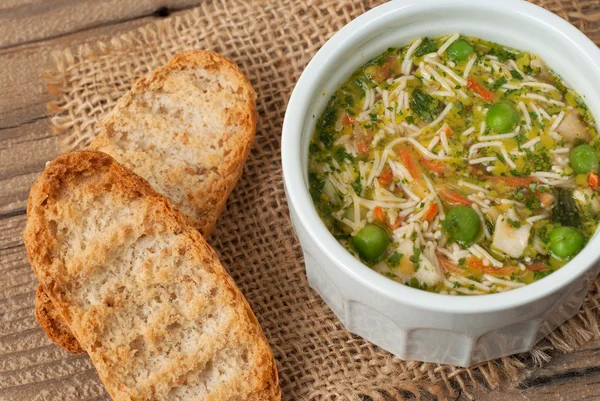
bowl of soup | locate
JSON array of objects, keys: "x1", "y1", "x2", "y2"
[{"x1": 282, "y1": 0, "x2": 600, "y2": 366}]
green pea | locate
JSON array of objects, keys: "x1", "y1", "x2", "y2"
[
  {"x1": 352, "y1": 224, "x2": 391, "y2": 261},
  {"x1": 549, "y1": 226, "x2": 585, "y2": 259},
  {"x1": 486, "y1": 102, "x2": 520, "y2": 133},
  {"x1": 443, "y1": 206, "x2": 481, "y2": 245},
  {"x1": 446, "y1": 39, "x2": 474, "y2": 62},
  {"x1": 569, "y1": 144, "x2": 599, "y2": 174}
]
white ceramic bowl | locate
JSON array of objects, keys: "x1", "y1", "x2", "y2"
[{"x1": 282, "y1": 0, "x2": 600, "y2": 367}]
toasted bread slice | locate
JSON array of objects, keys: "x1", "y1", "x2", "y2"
[
  {"x1": 36, "y1": 50, "x2": 257, "y2": 354},
  {"x1": 91, "y1": 49, "x2": 257, "y2": 236},
  {"x1": 24, "y1": 151, "x2": 280, "y2": 401}
]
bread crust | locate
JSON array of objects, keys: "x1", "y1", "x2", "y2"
[
  {"x1": 35, "y1": 284, "x2": 85, "y2": 354},
  {"x1": 24, "y1": 151, "x2": 280, "y2": 401},
  {"x1": 37, "y1": 50, "x2": 257, "y2": 355}
]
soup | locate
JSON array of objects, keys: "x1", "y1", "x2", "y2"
[{"x1": 308, "y1": 34, "x2": 600, "y2": 295}]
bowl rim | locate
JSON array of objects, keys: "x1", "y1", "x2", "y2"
[{"x1": 282, "y1": 0, "x2": 600, "y2": 313}]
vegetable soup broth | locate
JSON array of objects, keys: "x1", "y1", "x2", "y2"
[{"x1": 308, "y1": 34, "x2": 600, "y2": 295}]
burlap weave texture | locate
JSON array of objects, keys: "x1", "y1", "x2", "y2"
[{"x1": 33, "y1": 0, "x2": 600, "y2": 399}]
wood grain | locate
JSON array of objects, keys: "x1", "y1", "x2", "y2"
[{"x1": 0, "y1": 1, "x2": 599, "y2": 400}]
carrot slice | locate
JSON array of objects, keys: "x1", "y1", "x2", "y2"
[
  {"x1": 422, "y1": 204, "x2": 439, "y2": 222},
  {"x1": 357, "y1": 140, "x2": 369, "y2": 156},
  {"x1": 589, "y1": 172, "x2": 599, "y2": 189},
  {"x1": 378, "y1": 168, "x2": 393, "y2": 186},
  {"x1": 342, "y1": 113, "x2": 354, "y2": 126},
  {"x1": 437, "y1": 253, "x2": 464, "y2": 274},
  {"x1": 399, "y1": 146, "x2": 421, "y2": 180},
  {"x1": 389, "y1": 215, "x2": 403, "y2": 230},
  {"x1": 420, "y1": 156, "x2": 446, "y2": 175},
  {"x1": 467, "y1": 257, "x2": 514, "y2": 276},
  {"x1": 373, "y1": 206, "x2": 386, "y2": 222},
  {"x1": 467, "y1": 77, "x2": 495, "y2": 102},
  {"x1": 438, "y1": 187, "x2": 473, "y2": 206}
]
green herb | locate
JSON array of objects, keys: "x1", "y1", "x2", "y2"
[
  {"x1": 410, "y1": 89, "x2": 441, "y2": 122},
  {"x1": 333, "y1": 147, "x2": 352, "y2": 163},
  {"x1": 351, "y1": 175, "x2": 363, "y2": 195},
  {"x1": 553, "y1": 189, "x2": 581, "y2": 228},
  {"x1": 406, "y1": 115, "x2": 416, "y2": 125},
  {"x1": 488, "y1": 47, "x2": 518, "y2": 62},
  {"x1": 525, "y1": 193, "x2": 542, "y2": 210},
  {"x1": 492, "y1": 77, "x2": 508, "y2": 91},
  {"x1": 414, "y1": 37, "x2": 438, "y2": 57},
  {"x1": 507, "y1": 218, "x2": 522, "y2": 228},
  {"x1": 387, "y1": 251, "x2": 404, "y2": 268},
  {"x1": 308, "y1": 172, "x2": 325, "y2": 201},
  {"x1": 410, "y1": 246, "x2": 422, "y2": 270},
  {"x1": 510, "y1": 70, "x2": 523, "y2": 80}
]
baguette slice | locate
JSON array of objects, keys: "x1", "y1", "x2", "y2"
[
  {"x1": 36, "y1": 49, "x2": 257, "y2": 353},
  {"x1": 24, "y1": 151, "x2": 280, "y2": 401},
  {"x1": 91, "y1": 49, "x2": 257, "y2": 236}
]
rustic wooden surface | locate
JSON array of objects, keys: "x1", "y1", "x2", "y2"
[{"x1": 1, "y1": 1, "x2": 600, "y2": 400}]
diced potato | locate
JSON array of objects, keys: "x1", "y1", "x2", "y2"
[
  {"x1": 556, "y1": 111, "x2": 591, "y2": 142},
  {"x1": 492, "y1": 214, "x2": 532, "y2": 258}
]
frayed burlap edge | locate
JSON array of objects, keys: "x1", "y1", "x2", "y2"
[{"x1": 39, "y1": 1, "x2": 600, "y2": 400}]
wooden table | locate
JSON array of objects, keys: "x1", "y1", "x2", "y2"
[{"x1": 1, "y1": 1, "x2": 600, "y2": 400}]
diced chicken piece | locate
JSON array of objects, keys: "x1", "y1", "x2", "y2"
[
  {"x1": 530, "y1": 58, "x2": 553, "y2": 81},
  {"x1": 573, "y1": 187, "x2": 600, "y2": 216},
  {"x1": 492, "y1": 214, "x2": 532, "y2": 258},
  {"x1": 394, "y1": 240, "x2": 417, "y2": 277},
  {"x1": 414, "y1": 254, "x2": 442, "y2": 287},
  {"x1": 556, "y1": 111, "x2": 591, "y2": 142}
]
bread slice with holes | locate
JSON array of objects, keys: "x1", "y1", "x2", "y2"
[
  {"x1": 91, "y1": 49, "x2": 257, "y2": 236},
  {"x1": 35, "y1": 49, "x2": 257, "y2": 354},
  {"x1": 24, "y1": 151, "x2": 280, "y2": 401}
]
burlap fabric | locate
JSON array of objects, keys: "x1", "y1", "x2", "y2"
[{"x1": 35, "y1": 0, "x2": 600, "y2": 399}]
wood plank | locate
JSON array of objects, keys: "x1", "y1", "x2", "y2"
[
  {"x1": 0, "y1": 5, "x2": 196, "y2": 216},
  {"x1": 0, "y1": 0, "x2": 200, "y2": 48},
  {"x1": 468, "y1": 340, "x2": 600, "y2": 400}
]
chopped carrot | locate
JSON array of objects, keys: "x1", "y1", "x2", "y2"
[
  {"x1": 467, "y1": 257, "x2": 514, "y2": 276},
  {"x1": 389, "y1": 215, "x2": 403, "y2": 230},
  {"x1": 422, "y1": 204, "x2": 439, "y2": 222},
  {"x1": 438, "y1": 187, "x2": 473, "y2": 206},
  {"x1": 467, "y1": 77, "x2": 495, "y2": 102},
  {"x1": 398, "y1": 146, "x2": 421, "y2": 180},
  {"x1": 437, "y1": 253, "x2": 463, "y2": 274},
  {"x1": 443, "y1": 125, "x2": 454, "y2": 136},
  {"x1": 373, "y1": 206, "x2": 386, "y2": 222},
  {"x1": 420, "y1": 155, "x2": 446, "y2": 175},
  {"x1": 526, "y1": 262, "x2": 548, "y2": 272},
  {"x1": 536, "y1": 191, "x2": 555, "y2": 208},
  {"x1": 357, "y1": 140, "x2": 369, "y2": 156},
  {"x1": 378, "y1": 168, "x2": 394, "y2": 186},
  {"x1": 589, "y1": 172, "x2": 599, "y2": 189},
  {"x1": 342, "y1": 113, "x2": 354, "y2": 126}
]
